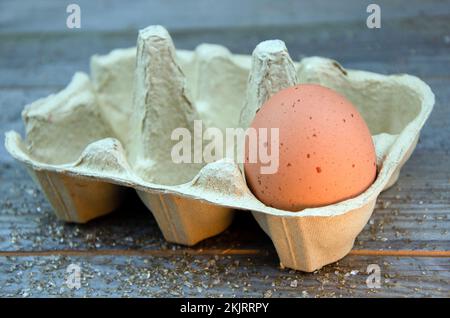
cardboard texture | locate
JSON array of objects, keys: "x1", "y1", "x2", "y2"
[{"x1": 4, "y1": 26, "x2": 434, "y2": 271}]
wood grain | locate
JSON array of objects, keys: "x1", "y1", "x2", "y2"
[{"x1": 0, "y1": 0, "x2": 449, "y2": 297}]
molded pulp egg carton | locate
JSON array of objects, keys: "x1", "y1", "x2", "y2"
[{"x1": 5, "y1": 26, "x2": 434, "y2": 272}]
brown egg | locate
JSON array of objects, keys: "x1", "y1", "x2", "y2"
[{"x1": 244, "y1": 84, "x2": 376, "y2": 211}]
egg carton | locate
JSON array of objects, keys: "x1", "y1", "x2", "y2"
[{"x1": 5, "y1": 26, "x2": 434, "y2": 272}]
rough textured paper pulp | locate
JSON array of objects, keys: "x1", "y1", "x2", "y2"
[{"x1": 5, "y1": 26, "x2": 435, "y2": 272}]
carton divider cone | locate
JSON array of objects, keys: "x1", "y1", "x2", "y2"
[{"x1": 4, "y1": 26, "x2": 434, "y2": 271}]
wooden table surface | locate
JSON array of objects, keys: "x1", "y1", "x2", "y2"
[{"x1": 0, "y1": 0, "x2": 449, "y2": 297}]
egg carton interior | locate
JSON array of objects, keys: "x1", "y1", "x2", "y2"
[{"x1": 5, "y1": 25, "x2": 434, "y2": 272}]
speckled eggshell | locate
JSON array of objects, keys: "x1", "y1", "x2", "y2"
[{"x1": 244, "y1": 84, "x2": 377, "y2": 211}]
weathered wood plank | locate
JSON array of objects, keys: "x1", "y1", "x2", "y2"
[
  {"x1": 0, "y1": 254, "x2": 448, "y2": 297},
  {"x1": 2, "y1": 0, "x2": 450, "y2": 33}
]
